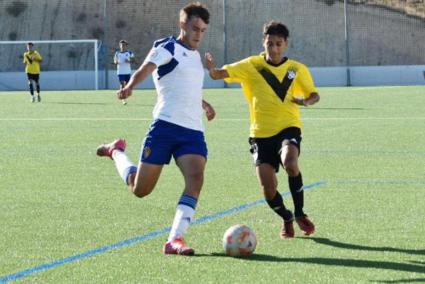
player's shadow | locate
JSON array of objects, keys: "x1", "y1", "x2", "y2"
[
  {"x1": 372, "y1": 261, "x2": 425, "y2": 282},
  {"x1": 46, "y1": 102, "x2": 109, "y2": 105},
  {"x1": 46, "y1": 102, "x2": 155, "y2": 107},
  {"x1": 201, "y1": 253, "x2": 425, "y2": 274},
  {"x1": 302, "y1": 237, "x2": 425, "y2": 256},
  {"x1": 373, "y1": 278, "x2": 425, "y2": 283}
]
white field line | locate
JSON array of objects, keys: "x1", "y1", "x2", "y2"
[
  {"x1": 303, "y1": 117, "x2": 425, "y2": 120},
  {"x1": 0, "y1": 117, "x2": 425, "y2": 121},
  {"x1": 0, "y1": 118, "x2": 152, "y2": 121},
  {"x1": 337, "y1": 86, "x2": 409, "y2": 91}
]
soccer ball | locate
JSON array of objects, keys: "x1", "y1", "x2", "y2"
[{"x1": 222, "y1": 224, "x2": 257, "y2": 256}]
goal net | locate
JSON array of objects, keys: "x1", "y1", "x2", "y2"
[{"x1": 0, "y1": 39, "x2": 99, "y2": 91}]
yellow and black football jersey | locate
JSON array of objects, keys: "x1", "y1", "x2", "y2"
[
  {"x1": 224, "y1": 52, "x2": 318, "y2": 138},
  {"x1": 23, "y1": 51, "x2": 42, "y2": 74}
]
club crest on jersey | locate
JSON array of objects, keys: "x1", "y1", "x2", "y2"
[
  {"x1": 143, "y1": 146, "x2": 152, "y2": 158},
  {"x1": 257, "y1": 67, "x2": 297, "y2": 102},
  {"x1": 150, "y1": 50, "x2": 159, "y2": 59}
]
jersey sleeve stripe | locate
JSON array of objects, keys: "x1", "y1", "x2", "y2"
[{"x1": 157, "y1": 58, "x2": 179, "y2": 79}]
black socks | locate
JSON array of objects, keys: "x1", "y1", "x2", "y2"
[
  {"x1": 289, "y1": 173, "x2": 305, "y2": 218},
  {"x1": 266, "y1": 192, "x2": 293, "y2": 221},
  {"x1": 29, "y1": 83, "x2": 34, "y2": 95}
]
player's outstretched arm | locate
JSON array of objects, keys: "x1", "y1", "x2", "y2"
[
  {"x1": 205, "y1": 52, "x2": 229, "y2": 80},
  {"x1": 202, "y1": 99, "x2": 216, "y2": 121},
  {"x1": 117, "y1": 61, "x2": 157, "y2": 100}
]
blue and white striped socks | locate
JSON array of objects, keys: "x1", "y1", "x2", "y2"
[
  {"x1": 112, "y1": 150, "x2": 137, "y2": 185},
  {"x1": 168, "y1": 194, "x2": 198, "y2": 242}
]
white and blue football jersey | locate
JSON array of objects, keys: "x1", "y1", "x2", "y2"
[
  {"x1": 115, "y1": 50, "x2": 134, "y2": 75},
  {"x1": 144, "y1": 36, "x2": 205, "y2": 132}
]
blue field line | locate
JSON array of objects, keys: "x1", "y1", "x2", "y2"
[
  {"x1": 193, "y1": 180, "x2": 327, "y2": 225},
  {"x1": 0, "y1": 180, "x2": 326, "y2": 283},
  {"x1": 332, "y1": 179, "x2": 425, "y2": 185}
]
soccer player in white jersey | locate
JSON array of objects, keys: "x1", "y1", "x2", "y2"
[
  {"x1": 96, "y1": 2, "x2": 215, "y2": 256},
  {"x1": 114, "y1": 40, "x2": 135, "y2": 105}
]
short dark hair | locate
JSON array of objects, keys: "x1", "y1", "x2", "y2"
[
  {"x1": 180, "y1": 2, "x2": 210, "y2": 24},
  {"x1": 263, "y1": 21, "x2": 289, "y2": 40},
  {"x1": 27, "y1": 42, "x2": 34, "y2": 46},
  {"x1": 119, "y1": 40, "x2": 128, "y2": 44}
]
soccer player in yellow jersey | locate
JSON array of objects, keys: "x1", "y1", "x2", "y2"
[
  {"x1": 23, "y1": 42, "x2": 43, "y2": 103},
  {"x1": 206, "y1": 21, "x2": 320, "y2": 238}
]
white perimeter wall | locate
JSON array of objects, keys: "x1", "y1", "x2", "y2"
[{"x1": 1, "y1": 65, "x2": 424, "y2": 91}]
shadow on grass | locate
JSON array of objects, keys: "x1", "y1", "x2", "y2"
[
  {"x1": 410, "y1": 261, "x2": 425, "y2": 265},
  {"x1": 45, "y1": 102, "x2": 109, "y2": 106},
  {"x1": 373, "y1": 278, "x2": 425, "y2": 283},
  {"x1": 198, "y1": 253, "x2": 425, "y2": 274},
  {"x1": 45, "y1": 102, "x2": 155, "y2": 107},
  {"x1": 303, "y1": 237, "x2": 425, "y2": 256}
]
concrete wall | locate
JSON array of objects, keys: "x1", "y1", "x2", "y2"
[
  {"x1": 348, "y1": 65, "x2": 425, "y2": 86},
  {"x1": 1, "y1": 65, "x2": 424, "y2": 91}
]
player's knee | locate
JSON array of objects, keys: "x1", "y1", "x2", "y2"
[
  {"x1": 262, "y1": 186, "x2": 277, "y2": 200},
  {"x1": 131, "y1": 185, "x2": 153, "y2": 198},
  {"x1": 183, "y1": 171, "x2": 204, "y2": 195},
  {"x1": 184, "y1": 168, "x2": 204, "y2": 184},
  {"x1": 283, "y1": 159, "x2": 299, "y2": 176},
  {"x1": 259, "y1": 181, "x2": 277, "y2": 199},
  {"x1": 133, "y1": 190, "x2": 148, "y2": 198},
  {"x1": 131, "y1": 175, "x2": 157, "y2": 198}
]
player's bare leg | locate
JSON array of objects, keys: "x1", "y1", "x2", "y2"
[
  {"x1": 120, "y1": 82, "x2": 128, "y2": 105},
  {"x1": 35, "y1": 79, "x2": 41, "y2": 102},
  {"x1": 163, "y1": 154, "x2": 206, "y2": 255},
  {"x1": 281, "y1": 144, "x2": 315, "y2": 235},
  {"x1": 97, "y1": 139, "x2": 164, "y2": 198},
  {"x1": 28, "y1": 79, "x2": 35, "y2": 102},
  {"x1": 130, "y1": 162, "x2": 163, "y2": 198},
  {"x1": 176, "y1": 154, "x2": 205, "y2": 199},
  {"x1": 257, "y1": 164, "x2": 294, "y2": 238}
]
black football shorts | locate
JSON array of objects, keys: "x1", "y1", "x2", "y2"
[
  {"x1": 249, "y1": 127, "x2": 302, "y2": 172},
  {"x1": 27, "y1": 73, "x2": 40, "y2": 82}
]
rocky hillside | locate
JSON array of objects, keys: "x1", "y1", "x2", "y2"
[{"x1": 0, "y1": 0, "x2": 424, "y2": 72}]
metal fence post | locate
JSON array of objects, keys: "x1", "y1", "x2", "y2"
[
  {"x1": 344, "y1": 0, "x2": 351, "y2": 86},
  {"x1": 223, "y1": 0, "x2": 228, "y2": 88},
  {"x1": 103, "y1": 0, "x2": 109, "y2": 89}
]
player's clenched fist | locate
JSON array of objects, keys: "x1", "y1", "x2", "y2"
[{"x1": 117, "y1": 87, "x2": 132, "y2": 100}]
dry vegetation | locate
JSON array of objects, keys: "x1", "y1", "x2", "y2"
[{"x1": 351, "y1": 0, "x2": 425, "y2": 19}]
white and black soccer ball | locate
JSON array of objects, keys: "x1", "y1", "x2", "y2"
[{"x1": 223, "y1": 224, "x2": 257, "y2": 256}]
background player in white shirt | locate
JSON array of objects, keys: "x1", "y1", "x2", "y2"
[
  {"x1": 114, "y1": 39, "x2": 135, "y2": 105},
  {"x1": 96, "y1": 3, "x2": 215, "y2": 256}
]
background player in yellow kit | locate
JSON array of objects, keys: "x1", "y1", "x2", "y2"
[{"x1": 23, "y1": 42, "x2": 43, "y2": 103}]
